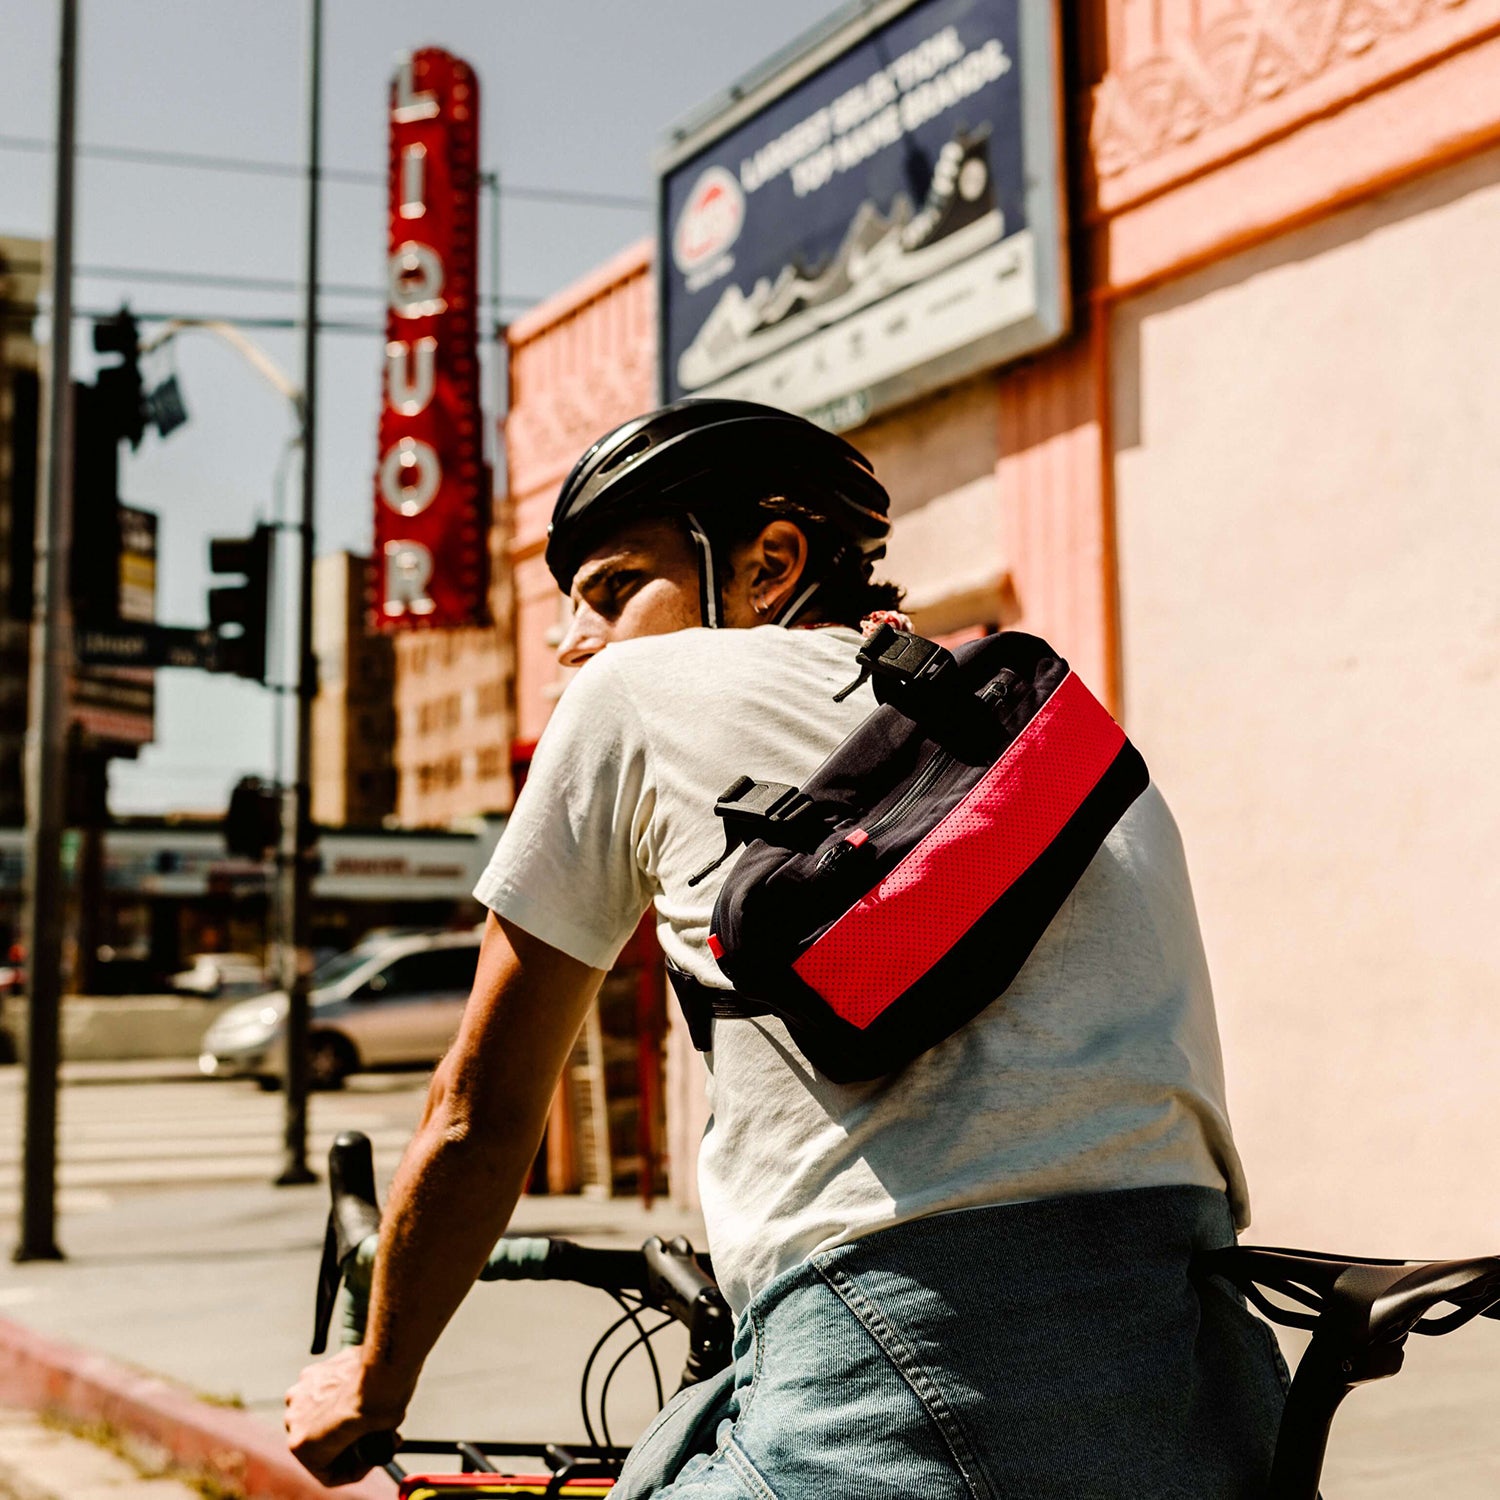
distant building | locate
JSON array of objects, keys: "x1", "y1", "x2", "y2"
[
  {"x1": 311, "y1": 552, "x2": 397, "y2": 829},
  {"x1": 0, "y1": 237, "x2": 43, "y2": 832}
]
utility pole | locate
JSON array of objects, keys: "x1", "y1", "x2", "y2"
[
  {"x1": 16, "y1": 0, "x2": 78, "y2": 1263},
  {"x1": 276, "y1": 0, "x2": 320, "y2": 1187}
]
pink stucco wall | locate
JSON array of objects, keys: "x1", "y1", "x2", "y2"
[{"x1": 486, "y1": 0, "x2": 1500, "y2": 1229}]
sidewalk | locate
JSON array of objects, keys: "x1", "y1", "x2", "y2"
[
  {"x1": 0, "y1": 1408, "x2": 201, "y2": 1500},
  {"x1": 1, "y1": 1067, "x2": 708, "y2": 1476}
]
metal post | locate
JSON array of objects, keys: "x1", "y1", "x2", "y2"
[
  {"x1": 276, "y1": 0, "x2": 320, "y2": 1187},
  {"x1": 15, "y1": 0, "x2": 78, "y2": 1263}
]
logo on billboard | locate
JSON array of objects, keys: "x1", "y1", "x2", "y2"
[{"x1": 673, "y1": 166, "x2": 744, "y2": 290}]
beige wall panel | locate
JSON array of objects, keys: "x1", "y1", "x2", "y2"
[
  {"x1": 998, "y1": 339, "x2": 1114, "y2": 705},
  {"x1": 1112, "y1": 150, "x2": 1500, "y2": 1254}
]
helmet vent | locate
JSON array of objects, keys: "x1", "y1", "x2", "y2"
[{"x1": 598, "y1": 431, "x2": 653, "y2": 474}]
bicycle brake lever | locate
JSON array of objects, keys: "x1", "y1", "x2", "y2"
[
  {"x1": 312, "y1": 1215, "x2": 342, "y2": 1356},
  {"x1": 311, "y1": 1132, "x2": 383, "y2": 1355}
]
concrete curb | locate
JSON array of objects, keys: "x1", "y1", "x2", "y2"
[{"x1": 0, "y1": 1317, "x2": 394, "y2": 1500}]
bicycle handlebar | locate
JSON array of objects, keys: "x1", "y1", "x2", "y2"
[
  {"x1": 308, "y1": 1133, "x2": 735, "y2": 1483},
  {"x1": 480, "y1": 1235, "x2": 655, "y2": 1297},
  {"x1": 310, "y1": 1131, "x2": 733, "y2": 1388}
]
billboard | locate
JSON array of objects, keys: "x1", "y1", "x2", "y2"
[
  {"x1": 71, "y1": 505, "x2": 156, "y2": 750},
  {"x1": 372, "y1": 48, "x2": 490, "y2": 629},
  {"x1": 657, "y1": 0, "x2": 1068, "y2": 428}
]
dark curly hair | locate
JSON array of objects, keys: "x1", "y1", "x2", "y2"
[{"x1": 702, "y1": 490, "x2": 905, "y2": 628}]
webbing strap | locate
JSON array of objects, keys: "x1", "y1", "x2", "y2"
[
  {"x1": 682, "y1": 511, "x2": 721, "y2": 629},
  {"x1": 666, "y1": 965, "x2": 771, "y2": 1053}
]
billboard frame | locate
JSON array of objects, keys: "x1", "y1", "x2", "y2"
[{"x1": 654, "y1": 0, "x2": 1070, "y2": 428}]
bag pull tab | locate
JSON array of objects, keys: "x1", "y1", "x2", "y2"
[
  {"x1": 834, "y1": 624, "x2": 956, "y2": 705},
  {"x1": 687, "y1": 775, "x2": 812, "y2": 887}
]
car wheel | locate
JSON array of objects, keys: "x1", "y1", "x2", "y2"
[
  {"x1": 254, "y1": 1074, "x2": 280, "y2": 1093},
  {"x1": 308, "y1": 1031, "x2": 357, "y2": 1091}
]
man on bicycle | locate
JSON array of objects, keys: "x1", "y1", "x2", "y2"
[{"x1": 287, "y1": 399, "x2": 1286, "y2": 1496}]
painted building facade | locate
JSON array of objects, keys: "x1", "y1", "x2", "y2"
[
  {"x1": 311, "y1": 552, "x2": 399, "y2": 831},
  {"x1": 413, "y1": 2, "x2": 1500, "y2": 1236}
]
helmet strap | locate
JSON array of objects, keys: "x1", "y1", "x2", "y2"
[
  {"x1": 682, "y1": 512, "x2": 723, "y2": 629},
  {"x1": 773, "y1": 577, "x2": 822, "y2": 628}
]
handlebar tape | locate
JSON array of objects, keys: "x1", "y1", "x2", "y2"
[
  {"x1": 478, "y1": 1236, "x2": 556, "y2": 1279},
  {"x1": 480, "y1": 1235, "x2": 650, "y2": 1295}
]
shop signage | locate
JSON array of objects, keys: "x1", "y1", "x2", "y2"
[
  {"x1": 0, "y1": 826, "x2": 501, "y2": 901},
  {"x1": 373, "y1": 48, "x2": 489, "y2": 629},
  {"x1": 72, "y1": 504, "x2": 157, "y2": 748},
  {"x1": 657, "y1": 0, "x2": 1068, "y2": 427}
]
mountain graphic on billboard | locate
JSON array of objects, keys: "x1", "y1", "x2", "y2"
[{"x1": 679, "y1": 126, "x2": 1002, "y2": 393}]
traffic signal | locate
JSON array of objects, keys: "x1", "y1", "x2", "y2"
[
  {"x1": 69, "y1": 381, "x2": 123, "y2": 626},
  {"x1": 208, "y1": 525, "x2": 272, "y2": 682},
  {"x1": 225, "y1": 775, "x2": 281, "y2": 859},
  {"x1": 92, "y1": 308, "x2": 147, "y2": 450}
]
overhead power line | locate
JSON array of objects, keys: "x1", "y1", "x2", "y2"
[
  {"x1": 2, "y1": 301, "x2": 389, "y2": 338},
  {"x1": 1, "y1": 254, "x2": 540, "y2": 309},
  {"x1": 0, "y1": 132, "x2": 653, "y2": 211}
]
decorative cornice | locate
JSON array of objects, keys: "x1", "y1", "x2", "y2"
[{"x1": 1091, "y1": 0, "x2": 1482, "y2": 204}]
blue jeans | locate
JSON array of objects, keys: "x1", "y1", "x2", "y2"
[{"x1": 616, "y1": 1186, "x2": 1288, "y2": 1498}]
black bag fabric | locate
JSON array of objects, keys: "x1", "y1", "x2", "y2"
[{"x1": 669, "y1": 625, "x2": 1149, "y2": 1083}]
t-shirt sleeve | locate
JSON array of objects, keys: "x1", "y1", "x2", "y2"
[{"x1": 473, "y1": 652, "x2": 654, "y2": 970}]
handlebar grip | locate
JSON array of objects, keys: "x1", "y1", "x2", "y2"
[
  {"x1": 479, "y1": 1235, "x2": 650, "y2": 1295},
  {"x1": 478, "y1": 1236, "x2": 557, "y2": 1280}
]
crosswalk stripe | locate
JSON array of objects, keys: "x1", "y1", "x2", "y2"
[
  {"x1": 0, "y1": 1075, "x2": 427, "y2": 1221},
  {"x1": 0, "y1": 1127, "x2": 414, "y2": 1167}
]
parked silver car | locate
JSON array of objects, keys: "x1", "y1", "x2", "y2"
[{"x1": 198, "y1": 927, "x2": 481, "y2": 1089}]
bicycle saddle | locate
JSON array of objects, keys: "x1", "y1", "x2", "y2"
[{"x1": 1200, "y1": 1244, "x2": 1500, "y2": 1348}]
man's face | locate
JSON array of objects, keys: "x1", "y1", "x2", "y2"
[{"x1": 555, "y1": 517, "x2": 704, "y2": 667}]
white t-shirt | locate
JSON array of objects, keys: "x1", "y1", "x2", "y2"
[{"x1": 475, "y1": 625, "x2": 1249, "y2": 1315}]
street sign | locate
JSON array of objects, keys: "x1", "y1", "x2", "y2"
[{"x1": 75, "y1": 623, "x2": 222, "y2": 671}]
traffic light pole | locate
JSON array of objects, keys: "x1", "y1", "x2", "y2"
[
  {"x1": 276, "y1": 0, "x2": 321, "y2": 1188},
  {"x1": 16, "y1": 0, "x2": 78, "y2": 1263}
]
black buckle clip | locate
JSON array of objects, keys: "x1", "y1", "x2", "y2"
[
  {"x1": 686, "y1": 776, "x2": 813, "y2": 887},
  {"x1": 834, "y1": 624, "x2": 955, "y2": 704}
]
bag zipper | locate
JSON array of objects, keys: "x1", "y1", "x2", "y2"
[{"x1": 819, "y1": 677, "x2": 1011, "y2": 870}]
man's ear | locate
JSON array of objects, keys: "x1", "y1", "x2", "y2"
[{"x1": 750, "y1": 520, "x2": 810, "y2": 607}]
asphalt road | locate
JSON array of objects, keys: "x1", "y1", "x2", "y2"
[{"x1": 1, "y1": 1065, "x2": 1497, "y2": 1493}]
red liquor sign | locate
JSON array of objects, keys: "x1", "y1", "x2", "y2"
[{"x1": 373, "y1": 48, "x2": 488, "y2": 629}]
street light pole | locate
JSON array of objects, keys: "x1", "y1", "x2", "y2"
[
  {"x1": 15, "y1": 0, "x2": 78, "y2": 1265},
  {"x1": 276, "y1": 0, "x2": 321, "y2": 1187}
]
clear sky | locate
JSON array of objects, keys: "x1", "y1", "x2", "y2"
[{"x1": 0, "y1": 0, "x2": 822, "y2": 814}]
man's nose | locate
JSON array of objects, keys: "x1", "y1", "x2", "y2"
[{"x1": 556, "y1": 608, "x2": 604, "y2": 668}]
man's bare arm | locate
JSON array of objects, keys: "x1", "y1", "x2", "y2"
[{"x1": 285, "y1": 910, "x2": 604, "y2": 1481}]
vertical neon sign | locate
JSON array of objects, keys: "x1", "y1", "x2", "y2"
[{"x1": 373, "y1": 49, "x2": 488, "y2": 628}]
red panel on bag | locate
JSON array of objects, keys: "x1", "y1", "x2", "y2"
[{"x1": 792, "y1": 673, "x2": 1126, "y2": 1029}]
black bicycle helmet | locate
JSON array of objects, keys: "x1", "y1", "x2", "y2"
[{"x1": 545, "y1": 399, "x2": 891, "y2": 627}]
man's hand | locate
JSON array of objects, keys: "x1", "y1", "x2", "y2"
[
  {"x1": 284, "y1": 1346, "x2": 407, "y2": 1486},
  {"x1": 282, "y1": 913, "x2": 605, "y2": 1486}
]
